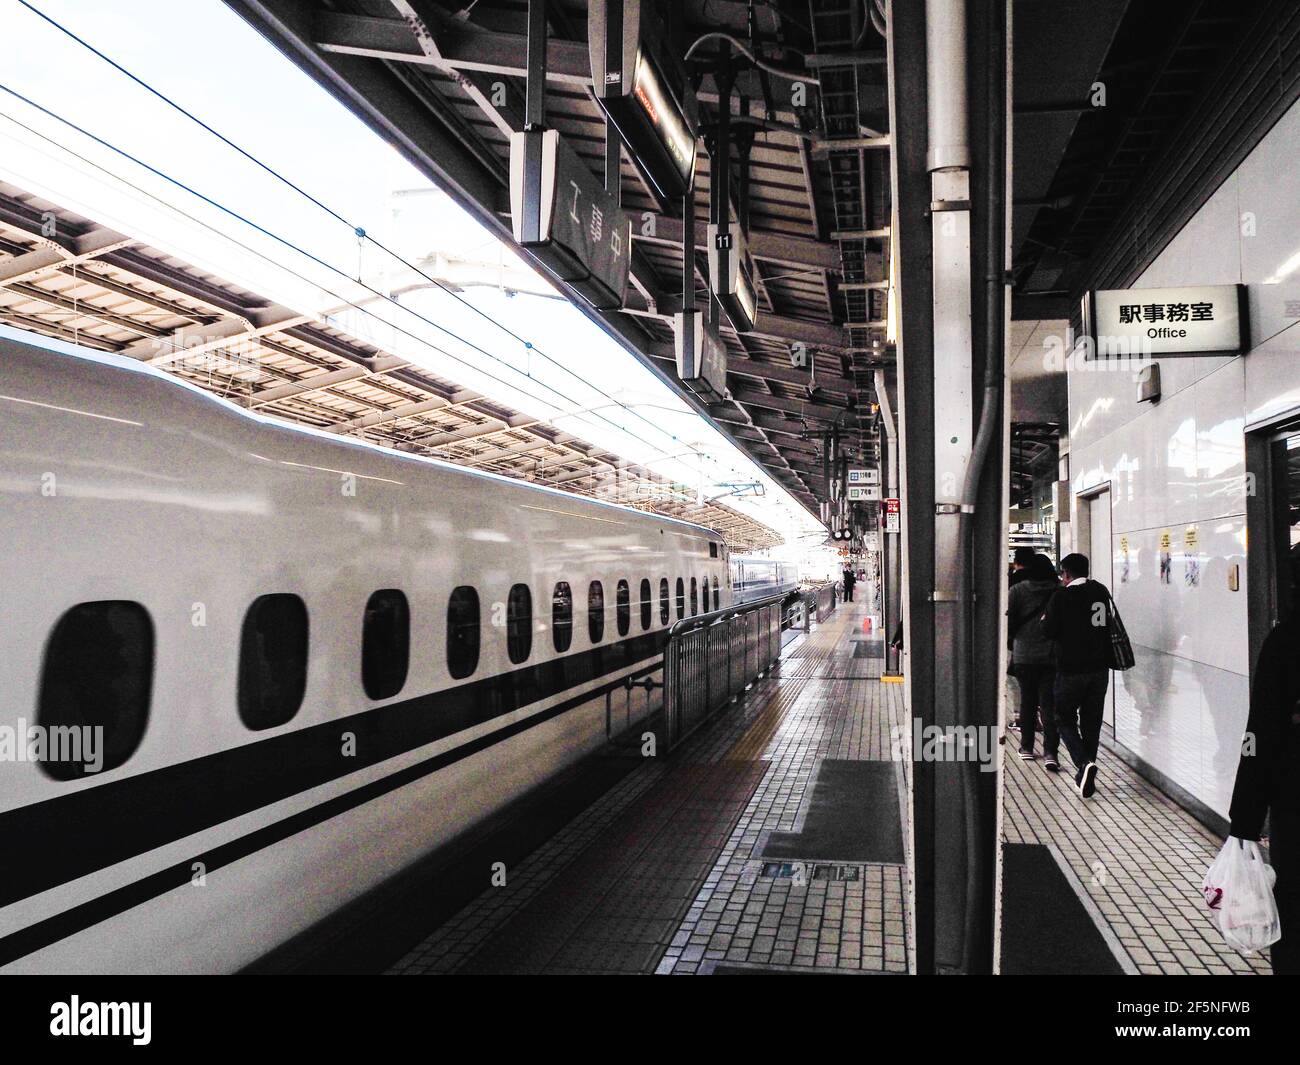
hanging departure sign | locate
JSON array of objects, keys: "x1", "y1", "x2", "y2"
[
  {"x1": 1082, "y1": 284, "x2": 1248, "y2": 358},
  {"x1": 510, "y1": 130, "x2": 631, "y2": 310},
  {"x1": 588, "y1": 0, "x2": 698, "y2": 211},
  {"x1": 675, "y1": 309, "x2": 727, "y2": 401}
]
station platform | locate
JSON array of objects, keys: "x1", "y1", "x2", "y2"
[
  {"x1": 1001, "y1": 705, "x2": 1271, "y2": 976},
  {"x1": 383, "y1": 596, "x2": 912, "y2": 976}
]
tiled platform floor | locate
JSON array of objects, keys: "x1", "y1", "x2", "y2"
[
  {"x1": 389, "y1": 595, "x2": 911, "y2": 975},
  {"x1": 1001, "y1": 695, "x2": 1271, "y2": 975}
]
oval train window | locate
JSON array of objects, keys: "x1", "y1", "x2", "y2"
[
  {"x1": 640, "y1": 579, "x2": 653, "y2": 631},
  {"x1": 447, "y1": 585, "x2": 480, "y2": 679},
  {"x1": 362, "y1": 589, "x2": 409, "y2": 700},
  {"x1": 588, "y1": 580, "x2": 605, "y2": 644},
  {"x1": 552, "y1": 581, "x2": 573, "y2": 653},
  {"x1": 507, "y1": 583, "x2": 532, "y2": 664},
  {"x1": 616, "y1": 580, "x2": 631, "y2": 637},
  {"x1": 239, "y1": 593, "x2": 309, "y2": 731},
  {"x1": 659, "y1": 578, "x2": 670, "y2": 625},
  {"x1": 37, "y1": 600, "x2": 154, "y2": 779},
  {"x1": 675, "y1": 577, "x2": 685, "y2": 620}
]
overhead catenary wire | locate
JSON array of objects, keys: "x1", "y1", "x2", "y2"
[{"x1": 7, "y1": 2, "x2": 805, "y2": 509}]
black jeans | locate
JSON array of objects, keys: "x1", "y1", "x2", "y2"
[
  {"x1": 844, "y1": 584, "x2": 855, "y2": 601},
  {"x1": 1053, "y1": 669, "x2": 1109, "y2": 771},
  {"x1": 1015, "y1": 664, "x2": 1057, "y2": 757}
]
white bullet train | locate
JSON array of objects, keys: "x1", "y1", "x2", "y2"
[
  {"x1": 729, "y1": 555, "x2": 800, "y2": 605},
  {"x1": 0, "y1": 324, "x2": 732, "y2": 974}
]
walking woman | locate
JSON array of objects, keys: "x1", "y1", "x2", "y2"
[{"x1": 1007, "y1": 553, "x2": 1061, "y2": 765}]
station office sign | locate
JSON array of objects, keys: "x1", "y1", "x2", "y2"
[{"x1": 1082, "y1": 284, "x2": 1248, "y2": 357}]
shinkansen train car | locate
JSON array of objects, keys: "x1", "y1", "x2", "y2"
[
  {"x1": 0, "y1": 325, "x2": 731, "y2": 974},
  {"x1": 729, "y1": 555, "x2": 799, "y2": 605}
]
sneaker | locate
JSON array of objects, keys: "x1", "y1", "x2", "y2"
[
  {"x1": 1018, "y1": 748, "x2": 1036, "y2": 760},
  {"x1": 1043, "y1": 756, "x2": 1060, "y2": 772},
  {"x1": 1078, "y1": 761, "x2": 1098, "y2": 799}
]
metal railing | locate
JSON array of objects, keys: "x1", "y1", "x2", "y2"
[
  {"x1": 662, "y1": 592, "x2": 786, "y2": 750},
  {"x1": 802, "y1": 581, "x2": 838, "y2": 629}
]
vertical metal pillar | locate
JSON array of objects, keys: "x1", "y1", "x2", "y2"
[
  {"x1": 876, "y1": 367, "x2": 902, "y2": 675},
  {"x1": 886, "y1": 0, "x2": 937, "y2": 975},
  {"x1": 888, "y1": 0, "x2": 1006, "y2": 975}
]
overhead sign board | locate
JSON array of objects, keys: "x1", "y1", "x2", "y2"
[
  {"x1": 708, "y1": 221, "x2": 757, "y2": 333},
  {"x1": 847, "y1": 484, "x2": 881, "y2": 501},
  {"x1": 1083, "y1": 284, "x2": 1248, "y2": 358},
  {"x1": 588, "y1": 0, "x2": 698, "y2": 210},
  {"x1": 675, "y1": 309, "x2": 727, "y2": 401},
  {"x1": 848, "y1": 468, "x2": 880, "y2": 485},
  {"x1": 510, "y1": 129, "x2": 631, "y2": 310}
]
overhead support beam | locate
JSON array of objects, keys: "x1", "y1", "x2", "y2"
[
  {"x1": 116, "y1": 304, "x2": 313, "y2": 364},
  {"x1": 0, "y1": 226, "x2": 132, "y2": 288},
  {"x1": 312, "y1": 10, "x2": 593, "y2": 85},
  {"x1": 632, "y1": 214, "x2": 850, "y2": 273},
  {"x1": 726, "y1": 386, "x2": 850, "y2": 422}
]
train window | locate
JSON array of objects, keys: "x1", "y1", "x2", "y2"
[
  {"x1": 616, "y1": 579, "x2": 631, "y2": 637},
  {"x1": 710, "y1": 542, "x2": 719, "y2": 558},
  {"x1": 659, "y1": 578, "x2": 670, "y2": 625},
  {"x1": 640, "y1": 579, "x2": 652, "y2": 631},
  {"x1": 713, "y1": 577, "x2": 720, "y2": 611},
  {"x1": 507, "y1": 583, "x2": 532, "y2": 664},
  {"x1": 446, "y1": 585, "x2": 480, "y2": 679},
  {"x1": 588, "y1": 580, "x2": 605, "y2": 644},
  {"x1": 37, "y1": 600, "x2": 153, "y2": 779},
  {"x1": 690, "y1": 577, "x2": 698, "y2": 615},
  {"x1": 238, "y1": 593, "x2": 308, "y2": 731},
  {"x1": 552, "y1": 581, "x2": 573, "y2": 653},
  {"x1": 675, "y1": 577, "x2": 685, "y2": 620},
  {"x1": 362, "y1": 589, "x2": 409, "y2": 700}
]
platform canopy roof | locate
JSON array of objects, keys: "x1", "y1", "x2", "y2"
[
  {"x1": 0, "y1": 180, "x2": 783, "y2": 550},
  {"x1": 226, "y1": 0, "x2": 896, "y2": 520}
]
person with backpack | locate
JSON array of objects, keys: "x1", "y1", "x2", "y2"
[
  {"x1": 1039, "y1": 552, "x2": 1114, "y2": 799},
  {"x1": 1006, "y1": 553, "x2": 1061, "y2": 765}
]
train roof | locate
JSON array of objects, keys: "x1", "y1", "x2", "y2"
[{"x1": 0, "y1": 323, "x2": 724, "y2": 540}]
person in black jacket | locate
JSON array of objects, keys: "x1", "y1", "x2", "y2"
[
  {"x1": 1007, "y1": 553, "x2": 1061, "y2": 764},
  {"x1": 1228, "y1": 549, "x2": 1300, "y2": 973},
  {"x1": 843, "y1": 567, "x2": 856, "y2": 602},
  {"x1": 1009, "y1": 546, "x2": 1035, "y2": 587},
  {"x1": 1039, "y1": 552, "x2": 1112, "y2": 799}
]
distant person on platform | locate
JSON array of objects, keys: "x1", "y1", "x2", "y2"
[
  {"x1": 1039, "y1": 552, "x2": 1112, "y2": 800},
  {"x1": 1006, "y1": 553, "x2": 1061, "y2": 766},
  {"x1": 1227, "y1": 545, "x2": 1300, "y2": 974},
  {"x1": 1009, "y1": 546, "x2": 1035, "y2": 587},
  {"x1": 843, "y1": 567, "x2": 856, "y2": 602}
]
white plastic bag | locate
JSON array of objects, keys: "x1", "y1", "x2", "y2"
[{"x1": 1202, "y1": 837, "x2": 1281, "y2": 954}]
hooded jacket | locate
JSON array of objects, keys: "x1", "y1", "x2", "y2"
[{"x1": 1007, "y1": 578, "x2": 1058, "y2": 667}]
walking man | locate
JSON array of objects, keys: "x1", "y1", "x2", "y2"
[
  {"x1": 843, "y1": 567, "x2": 856, "y2": 602},
  {"x1": 1039, "y1": 552, "x2": 1111, "y2": 799}
]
